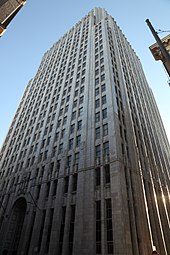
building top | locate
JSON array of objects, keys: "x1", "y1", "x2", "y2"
[
  {"x1": 0, "y1": 0, "x2": 26, "y2": 36},
  {"x1": 149, "y1": 34, "x2": 170, "y2": 61}
]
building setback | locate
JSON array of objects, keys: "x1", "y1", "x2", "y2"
[{"x1": 0, "y1": 7, "x2": 170, "y2": 255}]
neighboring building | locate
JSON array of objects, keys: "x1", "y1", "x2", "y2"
[
  {"x1": 0, "y1": 7, "x2": 170, "y2": 255},
  {"x1": 149, "y1": 34, "x2": 170, "y2": 76},
  {"x1": 0, "y1": 0, "x2": 26, "y2": 36}
]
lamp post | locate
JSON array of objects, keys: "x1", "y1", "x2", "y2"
[{"x1": 146, "y1": 19, "x2": 170, "y2": 77}]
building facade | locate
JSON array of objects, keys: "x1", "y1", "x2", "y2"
[
  {"x1": 0, "y1": 0, "x2": 26, "y2": 36},
  {"x1": 0, "y1": 7, "x2": 170, "y2": 255}
]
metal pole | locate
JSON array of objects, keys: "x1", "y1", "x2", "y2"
[{"x1": 146, "y1": 19, "x2": 170, "y2": 76}]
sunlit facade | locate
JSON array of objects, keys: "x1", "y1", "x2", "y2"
[{"x1": 0, "y1": 8, "x2": 170, "y2": 255}]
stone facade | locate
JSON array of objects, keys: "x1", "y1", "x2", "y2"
[{"x1": 0, "y1": 7, "x2": 170, "y2": 255}]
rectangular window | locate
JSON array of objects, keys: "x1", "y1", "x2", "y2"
[
  {"x1": 95, "y1": 145, "x2": 101, "y2": 159},
  {"x1": 95, "y1": 127, "x2": 100, "y2": 139},
  {"x1": 96, "y1": 201, "x2": 101, "y2": 254},
  {"x1": 72, "y1": 173, "x2": 78, "y2": 192},
  {"x1": 59, "y1": 206, "x2": 66, "y2": 255},
  {"x1": 52, "y1": 179, "x2": 58, "y2": 196},
  {"x1": 102, "y1": 108, "x2": 107, "y2": 119},
  {"x1": 64, "y1": 176, "x2": 69, "y2": 193},
  {"x1": 104, "y1": 165, "x2": 110, "y2": 184},
  {"x1": 69, "y1": 139, "x2": 74, "y2": 150},
  {"x1": 102, "y1": 95, "x2": 106, "y2": 105},
  {"x1": 74, "y1": 152, "x2": 79, "y2": 165},
  {"x1": 58, "y1": 143, "x2": 63, "y2": 154},
  {"x1": 78, "y1": 107, "x2": 83, "y2": 117},
  {"x1": 95, "y1": 167, "x2": 100, "y2": 186},
  {"x1": 95, "y1": 112, "x2": 100, "y2": 123},
  {"x1": 70, "y1": 124, "x2": 75, "y2": 134},
  {"x1": 76, "y1": 135, "x2": 81, "y2": 147},
  {"x1": 105, "y1": 199, "x2": 113, "y2": 254},
  {"x1": 77, "y1": 120, "x2": 82, "y2": 131},
  {"x1": 95, "y1": 99, "x2": 100, "y2": 108},
  {"x1": 69, "y1": 205, "x2": 76, "y2": 255},
  {"x1": 95, "y1": 87, "x2": 99, "y2": 96},
  {"x1": 72, "y1": 111, "x2": 76, "y2": 120},
  {"x1": 103, "y1": 123, "x2": 108, "y2": 136},
  {"x1": 45, "y1": 208, "x2": 54, "y2": 253},
  {"x1": 67, "y1": 155, "x2": 72, "y2": 167},
  {"x1": 103, "y1": 141, "x2": 109, "y2": 156}
]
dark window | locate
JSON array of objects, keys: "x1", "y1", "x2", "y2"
[
  {"x1": 102, "y1": 95, "x2": 106, "y2": 105},
  {"x1": 105, "y1": 165, "x2": 110, "y2": 184},
  {"x1": 45, "y1": 208, "x2": 54, "y2": 253},
  {"x1": 95, "y1": 127, "x2": 100, "y2": 139},
  {"x1": 74, "y1": 152, "x2": 79, "y2": 165},
  {"x1": 58, "y1": 206, "x2": 66, "y2": 254},
  {"x1": 102, "y1": 108, "x2": 107, "y2": 119},
  {"x1": 105, "y1": 199, "x2": 113, "y2": 254},
  {"x1": 95, "y1": 112, "x2": 100, "y2": 123},
  {"x1": 52, "y1": 179, "x2": 58, "y2": 196},
  {"x1": 69, "y1": 205, "x2": 76, "y2": 255},
  {"x1": 103, "y1": 141, "x2": 109, "y2": 156},
  {"x1": 72, "y1": 173, "x2": 78, "y2": 192},
  {"x1": 64, "y1": 176, "x2": 69, "y2": 193},
  {"x1": 95, "y1": 167, "x2": 101, "y2": 186},
  {"x1": 95, "y1": 99, "x2": 100, "y2": 108},
  {"x1": 76, "y1": 135, "x2": 81, "y2": 147},
  {"x1": 103, "y1": 123, "x2": 108, "y2": 136},
  {"x1": 96, "y1": 201, "x2": 101, "y2": 254},
  {"x1": 78, "y1": 120, "x2": 82, "y2": 130}
]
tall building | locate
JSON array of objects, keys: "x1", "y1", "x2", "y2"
[
  {"x1": 0, "y1": 7, "x2": 170, "y2": 255},
  {"x1": 0, "y1": 0, "x2": 26, "y2": 36}
]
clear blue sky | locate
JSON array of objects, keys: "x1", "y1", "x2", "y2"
[{"x1": 0, "y1": 0, "x2": 170, "y2": 147}]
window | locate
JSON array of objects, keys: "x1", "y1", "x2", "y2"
[
  {"x1": 105, "y1": 199, "x2": 113, "y2": 254},
  {"x1": 79, "y1": 96, "x2": 84, "y2": 104},
  {"x1": 103, "y1": 141, "x2": 109, "y2": 156},
  {"x1": 102, "y1": 108, "x2": 107, "y2": 119},
  {"x1": 95, "y1": 112, "x2": 100, "y2": 123},
  {"x1": 95, "y1": 127, "x2": 100, "y2": 139},
  {"x1": 72, "y1": 111, "x2": 76, "y2": 120},
  {"x1": 95, "y1": 88, "x2": 99, "y2": 96},
  {"x1": 96, "y1": 201, "x2": 101, "y2": 254},
  {"x1": 63, "y1": 116, "x2": 67, "y2": 125},
  {"x1": 70, "y1": 124, "x2": 75, "y2": 134},
  {"x1": 67, "y1": 155, "x2": 72, "y2": 167},
  {"x1": 103, "y1": 123, "x2": 108, "y2": 136},
  {"x1": 101, "y1": 83, "x2": 106, "y2": 93},
  {"x1": 69, "y1": 205, "x2": 76, "y2": 255},
  {"x1": 95, "y1": 167, "x2": 100, "y2": 186},
  {"x1": 72, "y1": 173, "x2": 78, "y2": 192},
  {"x1": 46, "y1": 182, "x2": 50, "y2": 198},
  {"x1": 58, "y1": 143, "x2": 63, "y2": 154},
  {"x1": 78, "y1": 107, "x2": 83, "y2": 117},
  {"x1": 95, "y1": 145, "x2": 101, "y2": 159},
  {"x1": 74, "y1": 152, "x2": 79, "y2": 165},
  {"x1": 59, "y1": 206, "x2": 66, "y2": 254},
  {"x1": 95, "y1": 99, "x2": 100, "y2": 108},
  {"x1": 64, "y1": 176, "x2": 69, "y2": 193},
  {"x1": 76, "y1": 135, "x2": 81, "y2": 147},
  {"x1": 73, "y1": 100, "x2": 77, "y2": 108},
  {"x1": 77, "y1": 120, "x2": 82, "y2": 131},
  {"x1": 61, "y1": 129, "x2": 65, "y2": 139},
  {"x1": 102, "y1": 95, "x2": 106, "y2": 105},
  {"x1": 69, "y1": 139, "x2": 74, "y2": 150},
  {"x1": 104, "y1": 165, "x2": 110, "y2": 184}
]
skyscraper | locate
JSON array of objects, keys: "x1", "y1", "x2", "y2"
[{"x1": 0, "y1": 7, "x2": 170, "y2": 255}]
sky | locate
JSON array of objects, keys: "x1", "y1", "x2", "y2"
[{"x1": 0, "y1": 0, "x2": 170, "y2": 147}]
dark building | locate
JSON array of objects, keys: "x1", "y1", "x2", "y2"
[
  {"x1": 0, "y1": 7, "x2": 170, "y2": 255},
  {"x1": 0, "y1": 0, "x2": 26, "y2": 36}
]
